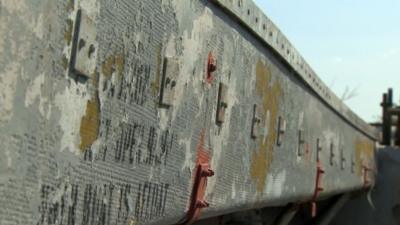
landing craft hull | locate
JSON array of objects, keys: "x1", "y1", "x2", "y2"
[{"x1": 0, "y1": 0, "x2": 378, "y2": 225}]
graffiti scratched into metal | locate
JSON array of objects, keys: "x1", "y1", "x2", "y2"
[{"x1": 0, "y1": 0, "x2": 378, "y2": 225}]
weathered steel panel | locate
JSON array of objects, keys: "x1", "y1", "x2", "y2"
[{"x1": 0, "y1": 0, "x2": 377, "y2": 225}]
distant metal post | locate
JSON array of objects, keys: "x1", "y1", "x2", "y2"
[
  {"x1": 396, "y1": 113, "x2": 400, "y2": 146},
  {"x1": 381, "y1": 92, "x2": 391, "y2": 145},
  {"x1": 387, "y1": 88, "x2": 394, "y2": 146},
  {"x1": 388, "y1": 88, "x2": 393, "y2": 107}
]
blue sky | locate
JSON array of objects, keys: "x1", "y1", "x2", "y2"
[{"x1": 253, "y1": 0, "x2": 400, "y2": 122}]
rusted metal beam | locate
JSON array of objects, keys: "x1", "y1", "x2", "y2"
[{"x1": 0, "y1": 0, "x2": 378, "y2": 224}]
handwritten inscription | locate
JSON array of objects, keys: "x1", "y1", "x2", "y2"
[
  {"x1": 102, "y1": 58, "x2": 151, "y2": 106},
  {"x1": 82, "y1": 184, "x2": 114, "y2": 225},
  {"x1": 37, "y1": 184, "x2": 79, "y2": 225},
  {"x1": 84, "y1": 120, "x2": 175, "y2": 167},
  {"x1": 37, "y1": 181, "x2": 169, "y2": 225},
  {"x1": 134, "y1": 182, "x2": 169, "y2": 221},
  {"x1": 113, "y1": 122, "x2": 175, "y2": 167}
]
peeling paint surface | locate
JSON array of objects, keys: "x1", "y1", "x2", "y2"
[
  {"x1": 0, "y1": 0, "x2": 377, "y2": 224},
  {"x1": 0, "y1": 62, "x2": 19, "y2": 122},
  {"x1": 79, "y1": 91, "x2": 100, "y2": 151},
  {"x1": 55, "y1": 82, "x2": 90, "y2": 153}
]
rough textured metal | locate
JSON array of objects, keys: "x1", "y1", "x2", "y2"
[{"x1": 0, "y1": 0, "x2": 377, "y2": 225}]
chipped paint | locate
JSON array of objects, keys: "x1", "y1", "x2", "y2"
[
  {"x1": 24, "y1": 72, "x2": 51, "y2": 119},
  {"x1": 151, "y1": 44, "x2": 163, "y2": 97},
  {"x1": 250, "y1": 60, "x2": 282, "y2": 192},
  {"x1": 0, "y1": 18, "x2": 5, "y2": 57},
  {"x1": 55, "y1": 81, "x2": 90, "y2": 153},
  {"x1": 158, "y1": 108, "x2": 169, "y2": 131},
  {"x1": 101, "y1": 53, "x2": 125, "y2": 79},
  {"x1": 79, "y1": 91, "x2": 100, "y2": 151},
  {"x1": 196, "y1": 129, "x2": 211, "y2": 165},
  {"x1": 129, "y1": 220, "x2": 138, "y2": 225},
  {"x1": 64, "y1": 19, "x2": 73, "y2": 45},
  {"x1": 231, "y1": 179, "x2": 237, "y2": 199},
  {"x1": 172, "y1": 8, "x2": 214, "y2": 121},
  {"x1": 31, "y1": 13, "x2": 45, "y2": 40},
  {"x1": 115, "y1": 54, "x2": 125, "y2": 77},
  {"x1": 171, "y1": 0, "x2": 191, "y2": 25},
  {"x1": 101, "y1": 55, "x2": 115, "y2": 78},
  {"x1": 66, "y1": 0, "x2": 74, "y2": 12},
  {"x1": 322, "y1": 129, "x2": 339, "y2": 157},
  {"x1": 1, "y1": 0, "x2": 28, "y2": 13},
  {"x1": 165, "y1": 34, "x2": 177, "y2": 58},
  {"x1": 61, "y1": 54, "x2": 69, "y2": 70},
  {"x1": 4, "y1": 144, "x2": 12, "y2": 168},
  {"x1": 80, "y1": 73, "x2": 101, "y2": 153},
  {"x1": 25, "y1": 72, "x2": 45, "y2": 107},
  {"x1": 0, "y1": 62, "x2": 19, "y2": 122},
  {"x1": 2, "y1": 0, "x2": 48, "y2": 40},
  {"x1": 266, "y1": 170, "x2": 287, "y2": 197},
  {"x1": 79, "y1": 0, "x2": 100, "y2": 20},
  {"x1": 181, "y1": 136, "x2": 194, "y2": 171}
]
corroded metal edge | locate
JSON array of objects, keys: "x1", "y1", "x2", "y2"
[{"x1": 211, "y1": 0, "x2": 379, "y2": 140}]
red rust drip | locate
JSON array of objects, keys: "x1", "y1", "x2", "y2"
[
  {"x1": 206, "y1": 52, "x2": 217, "y2": 84},
  {"x1": 181, "y1": 163, "x2": 214, "y2": 225},
  {"x1": 180, "y1": 130, "x2": 214, "y2": 225},
  {"x1": 311, "y1": 145, "x2": 325, "y2": 218}
]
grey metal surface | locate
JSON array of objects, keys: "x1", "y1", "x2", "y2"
[{"x1": 0, "y1": 0, "x2": 377, "y2": 225}]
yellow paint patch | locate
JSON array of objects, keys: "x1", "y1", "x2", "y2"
[
  {"x1": 66, "y1": 0, "x2": 74, "y2": 12},
  {"x1": 250, "y1": 60, "x2": 282, "y2": 192},
  {"x1": 115, "y1": 54, "x2": 125, "y2": 77},
  {"x1": 101, "y1": 55, "x2": 115, "y2": 78},
  {"x1": 61, "y1": 54, "x2": 69, "y2": 70},
  {"x1": 101, "y1": 54, "x2": 125, "y2": 79},
  {"x1": 354, "y1": 138, "x2": 375, "y2": 176},
  {"x1": 64, "y1": 19, "x2": 73, "y2": 45},
  {"x1": 79, "y1": 72, "x2": 100, "y2": 151}
]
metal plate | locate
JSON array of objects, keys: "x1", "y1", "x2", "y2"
[
  {"x1": 160, "y1": 57, "x2": 179, "y2": 107},
  {"x1": 216, "y1": 83, "x2": 228, "y2": 124},
  {"x1": 72, "y1": 10, "x2": 97, "y2": 77},
  {"x1": 251, "y1": 104, "x2": 262, "y2": 139}
]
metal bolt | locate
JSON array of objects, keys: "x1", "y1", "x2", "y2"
[
  {"x1": 196, "y1": 200, "x2": 210, "y2": 208},
  {"x1": 201, "y1": 168, "x2": 214, "y2": 177}
]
